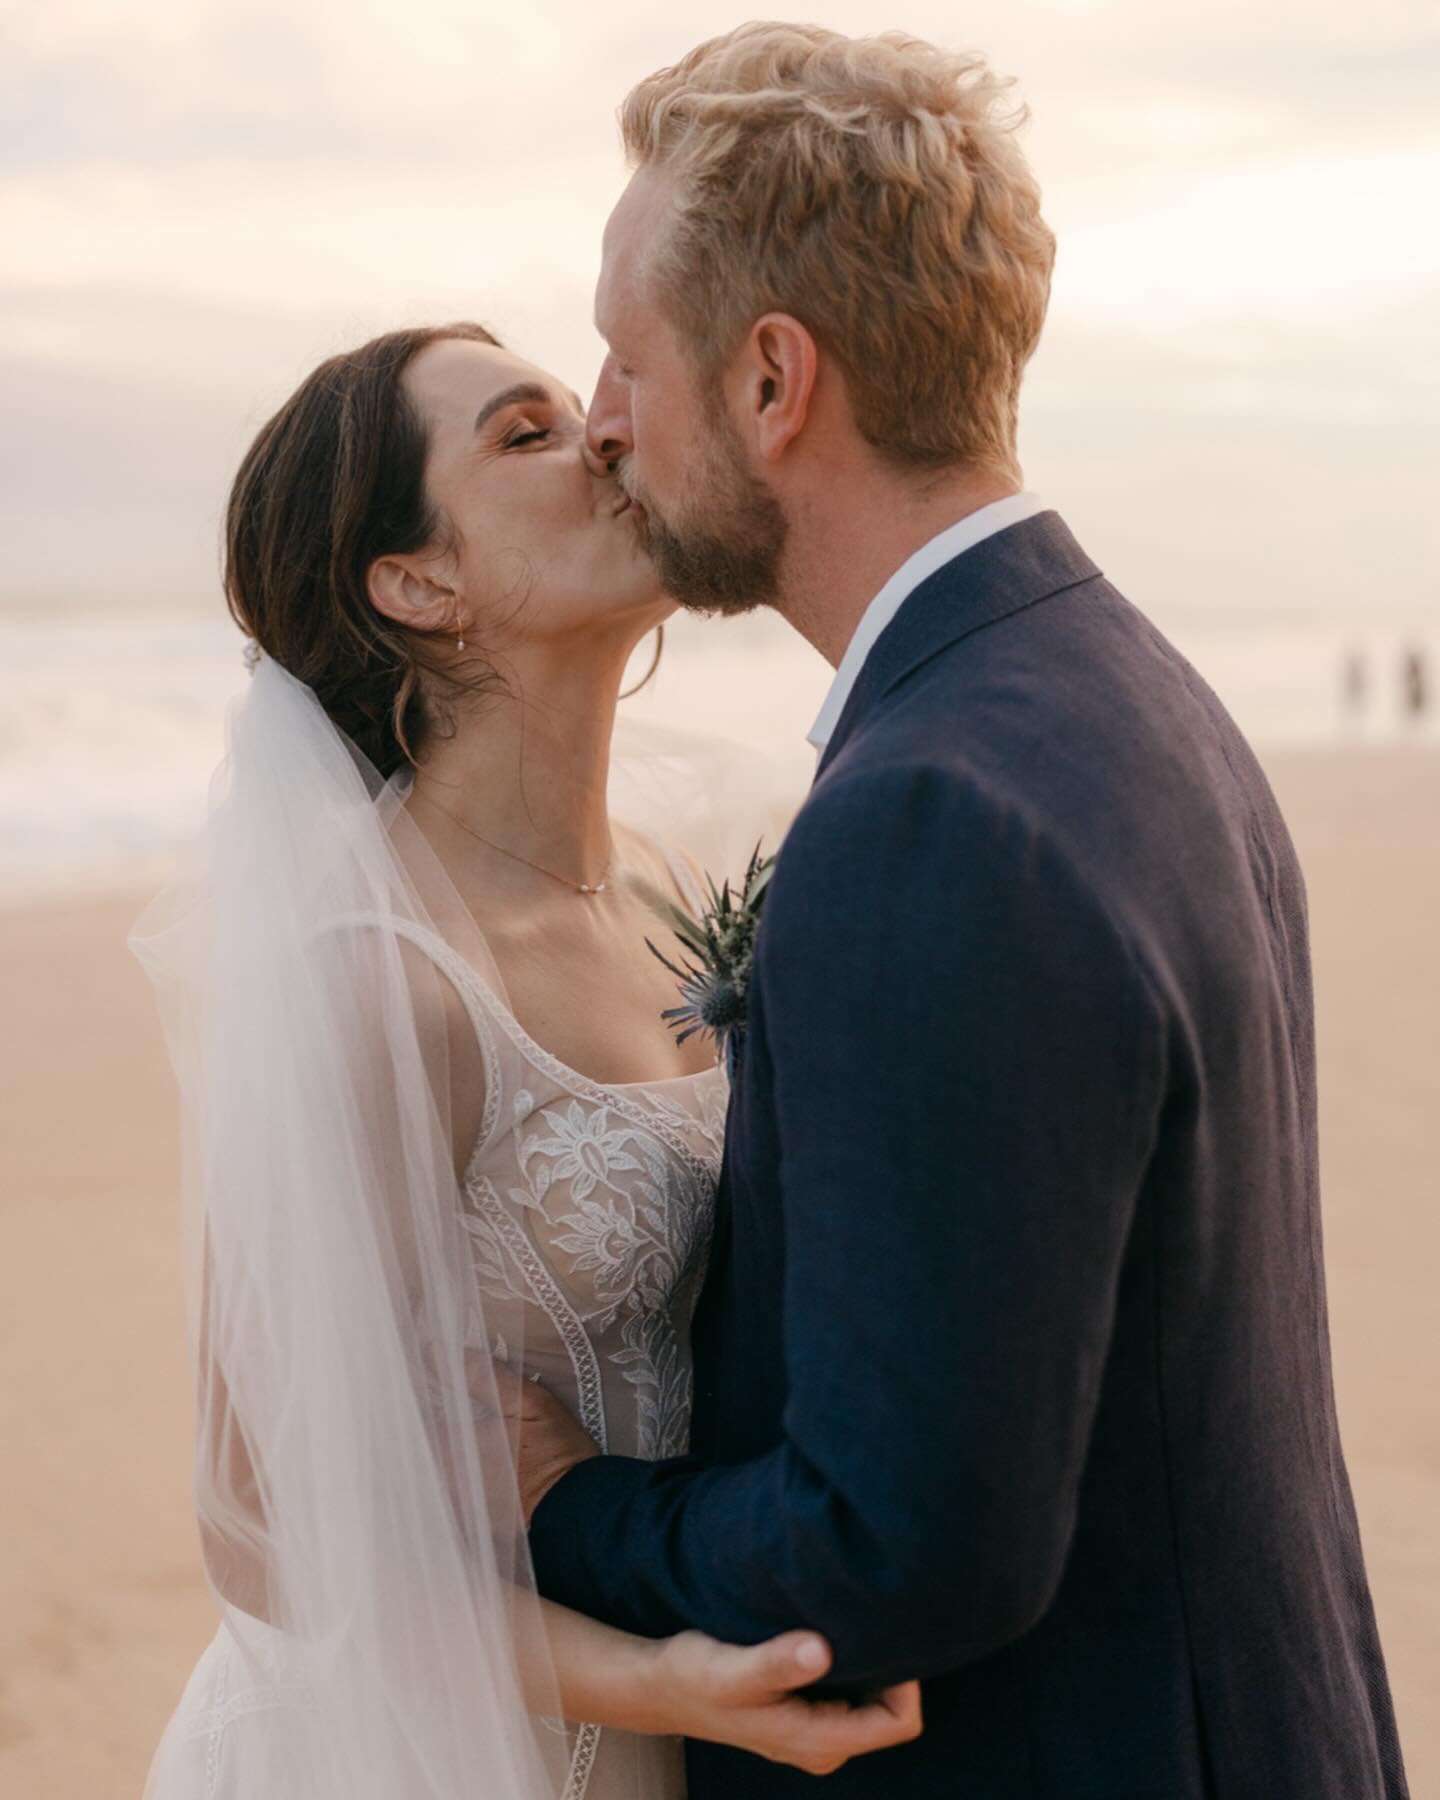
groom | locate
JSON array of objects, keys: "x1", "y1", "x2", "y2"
[{"x1": 519, "y1": 23, "x2": 1409, "y2": 1797}]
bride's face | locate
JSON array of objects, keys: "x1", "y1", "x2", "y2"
[{"x1": 402, "y1": 337, "x2": 669, "y2": 649}]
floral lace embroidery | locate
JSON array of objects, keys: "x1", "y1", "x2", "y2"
[
  {"x1": 464, "y1": 1174, "x2": 610, "y2": 1453},
  {"x1": 530, "y1": 1105, "x2": 713, "y2": 1460}
]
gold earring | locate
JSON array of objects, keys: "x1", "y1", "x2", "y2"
[
  {"x1": 619, "y1": 624, "x2": 665, "y2": 700},
  {"x1": 455, "y1": 615, "x2": 467, "y2": 652}
]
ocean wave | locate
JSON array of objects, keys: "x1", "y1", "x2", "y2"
[{"x1": 2, "y1": 610, "x2": 1435, "y2": 901}]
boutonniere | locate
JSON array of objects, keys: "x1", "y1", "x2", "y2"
[{"x1": 642, "y1": 845, "x2": 776, "y2": 1077}]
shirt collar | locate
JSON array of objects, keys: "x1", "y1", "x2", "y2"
[{"x1": 805, "y1": 492, "x2": 1047, "y2": 755}]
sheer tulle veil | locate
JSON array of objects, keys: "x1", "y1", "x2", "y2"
[{"x1": 128, "y1": 651, "x2": 800, "y2": 1798}]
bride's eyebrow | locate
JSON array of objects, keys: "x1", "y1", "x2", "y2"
[{"x1": 472, "y1": 381, "x2": 584, "y2": 434}]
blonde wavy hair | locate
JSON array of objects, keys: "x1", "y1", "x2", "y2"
[{"x1": 621, "y1": 22, "x2": 1055, "y2": 479}]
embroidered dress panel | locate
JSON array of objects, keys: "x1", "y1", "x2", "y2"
[{"x1": 157, "y1": 856, "x2": 726, "y2": 1800}]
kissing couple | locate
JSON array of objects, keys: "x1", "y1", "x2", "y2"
[{"x1": 134, "y1": 21, "x2": 1407, "y2": 1800}]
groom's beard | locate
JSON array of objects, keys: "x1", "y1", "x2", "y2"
[{"x1": 629, "y1": 412, "x2": 788, "y2": 617}]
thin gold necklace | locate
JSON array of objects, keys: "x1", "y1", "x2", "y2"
[{"x1": 412, "y1": 791, "x2": 614, "y2": 898}]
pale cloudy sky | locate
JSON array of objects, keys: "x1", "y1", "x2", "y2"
[{"x1": 2, "y1": 0, "x2": 1437, "y2": 622}]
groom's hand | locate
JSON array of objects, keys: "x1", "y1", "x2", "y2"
[{"x1": 493, "y1": 1361, "x2": 601, "y2": 1522}]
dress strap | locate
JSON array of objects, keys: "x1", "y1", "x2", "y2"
[
  {"x1": 321, "y1": 912, "x2": 504, "y2": 1155},
  {"x1": 323, "y1": 912, "x2": 496, "y2": 1038}
]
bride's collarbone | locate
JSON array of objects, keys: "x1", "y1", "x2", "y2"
[{"x1": 481, "y1": 893, "x2": 714, "y2": 1087}]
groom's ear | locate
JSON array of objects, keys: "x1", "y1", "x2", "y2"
[{"x1": 745, "y1": 313, "x2": 817, "y2": 462}]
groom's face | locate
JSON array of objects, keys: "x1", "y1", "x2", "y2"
[{"x1": 587, "y1": 170, "x2": 787, "y2": 617}]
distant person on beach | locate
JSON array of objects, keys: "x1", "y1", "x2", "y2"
[
  {"x1": 1403, "y1": 646, "x2": 1429, "y2": 720},
  {"x1": 132, "y1": 21, "x2": 1409, "y2": 1800},
  {"x1": 1344, "y1": 646, "x2": 1369, "y2": 719}
]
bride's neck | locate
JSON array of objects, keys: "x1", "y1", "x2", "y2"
[{"x1": 408, "y1": 639, "x2": 629, "y2": 882}]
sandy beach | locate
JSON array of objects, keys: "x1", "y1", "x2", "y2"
[{"x1": 2, "y1": 746, "x2": 1436, "y2": 1797}]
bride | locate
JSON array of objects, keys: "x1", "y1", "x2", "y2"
[{"x1": 130, "y1": 322, "x2": 921, "y2": 1799}]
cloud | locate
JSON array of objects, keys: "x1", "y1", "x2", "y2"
[
  {"x1": 0, "y1": 0, "x2": 1435, "y2": 621},
  {"x1": 1020, "y1": 302, "x2": 1440, "y2": 622},
  {"x1": 1030, "y1": 286, "x2": 1440, "y2": 424},
  {"x1": 6, "y1": 0, "x2": 1437, "y2": 180},
  {"x1": 0, "y1": 342, "x2": 239, "y2": 599},
  {"x1": 0, "y1": 0, "x2": 640, "y2": 177},
  {"x1": 1051, "y1": 145, "x2": 1440, "y2": 327}
]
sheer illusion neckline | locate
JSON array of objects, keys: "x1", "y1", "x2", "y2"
[
  {"x1": 471, "y1": 835, "x2": 723, "y2": 1098},
  {"x1": 355, "y1": 827, "x2": 725, "y2": 1098}
]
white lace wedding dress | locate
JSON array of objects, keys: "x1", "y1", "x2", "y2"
[{"x1": 145, "y1": 883, "x2": 727, "y2": 1800}]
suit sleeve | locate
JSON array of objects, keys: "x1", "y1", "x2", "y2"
[{"x1": 528, "y1": 762, "x2": 1166, "y2": 1687}]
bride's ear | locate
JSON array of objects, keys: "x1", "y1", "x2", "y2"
[{"x1": 367, "y1": 556, "x2": 455, "y2": 633}]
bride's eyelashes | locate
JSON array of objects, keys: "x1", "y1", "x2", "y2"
[
  {"x1": 495, "y1": 393, "x2": 585, "y2": 453},
  {"x1": 502, "y1": 409, "x2": 584, "y2": 451}
]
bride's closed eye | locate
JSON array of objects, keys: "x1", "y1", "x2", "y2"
[{"x1": 503, "y1": 425, "x2": 551, "y2": 449}]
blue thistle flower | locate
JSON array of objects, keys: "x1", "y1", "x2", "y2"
[{"x1": 644, "y1": 844, "x2": 775, "y2": 1067}]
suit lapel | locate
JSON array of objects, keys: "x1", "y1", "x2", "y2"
[{"x1": 815, "y1": 511, "x2": 1100, "y2": 780}]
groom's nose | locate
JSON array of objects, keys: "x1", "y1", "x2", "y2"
[{"x1": 585, "y1": 353, "x2": 633, "y2": 472}]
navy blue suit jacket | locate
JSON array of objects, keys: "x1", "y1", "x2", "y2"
[{"x1": 530, "y1": 514, "x2": 1407, "y2": 1798}]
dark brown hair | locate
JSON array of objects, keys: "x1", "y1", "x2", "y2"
[{"x1": 224, "y1": 322, "x2": 505, "y2": 778}]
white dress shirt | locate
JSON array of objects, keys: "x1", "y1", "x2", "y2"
[{"x1": 805, "y1": 492, "x2": 1047, "y2": 755}]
